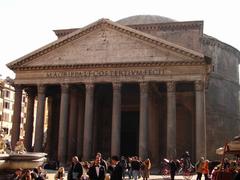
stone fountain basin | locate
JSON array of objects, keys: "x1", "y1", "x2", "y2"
[
  {"x1": 0, "y1": 152, "x2": 47, "y2": 170},
  {"x1": 0, "y1": 154, "x2": 10, "y2": 160}
]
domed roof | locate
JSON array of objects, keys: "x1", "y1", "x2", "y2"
[{"x1": 116, "y1": 15, "x2": 175, "y2": 25}]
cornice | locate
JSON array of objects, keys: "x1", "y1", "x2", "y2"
[
  {"x1": 201, "y1": 35, "x2": 240, "y2": 58},
  {"x1": 129, "y1": 21, "x2": 203, "y2": 33},
  {"x1": 53, "y1": 21, "x2": 203, "y2": 37},
  {"x1": 7, "y1": 19, "x2": 205, "y2": 70},
  {"x1": 53, "y1": 28, "x2": 79, "y2": 38},
  {"x1": 13, "y1": 61, "x2": 208, "y2": 71}
]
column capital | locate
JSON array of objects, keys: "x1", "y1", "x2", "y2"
[
  {"x1": 112, "y1": 82, "x2": 122, "y2": 91},
  {"x1": 139, "y1": 82, "x2": 149, "y2": 94},
  {"x1": 70, "y1": 86, "x2": 79, "y2": 94},
  {"x1": 85, "y1": 83, "x2": 94, "y2": 90},
  {"x1": 167, "y1": 81, "x2": 176, "y2": 92},
  {"x1": 37, "y1": 84, "x2": 46, "y2": 94},
  {"x1": 61, "y1": 84, "x2": 69, "y2": 93},
  {"x1": 195, "y1": 80, "x2": 204, "y2": 91},
  {"x1": 14, "y1": 84, "x2": 23, "y2": 92},
  {"x1": 25, "y1": 87, "x2": 36, "y2": 97}
]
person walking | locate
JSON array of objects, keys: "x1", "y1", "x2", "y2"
[
  {"x1": 169, "y1": 159, "x2": 177, "y2": 180},
  {"x1": 141, "y1": 158, "x2": 151, "y2": 180},
  {"x1": 110, "y1": 155, "x2": 123, "y2": 180},
  {"x1": 195, "y1": 157, "x2": 204, "y2": 180}
]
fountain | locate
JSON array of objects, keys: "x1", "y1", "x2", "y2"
[{"x1": 0, "y1": 132, "x2": 47, "y2": 178}]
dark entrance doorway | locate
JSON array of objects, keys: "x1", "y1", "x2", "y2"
[{"x1": 121, "y1": 111, "x2": 139, "y2": 156}]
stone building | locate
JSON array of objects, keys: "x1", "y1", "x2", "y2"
[
  {"x1": 7, "y1": 15, "x2": 240, "y2": 165},
  {"x1": 0, "y1": 78, "x2": 27, "y2": 139}
]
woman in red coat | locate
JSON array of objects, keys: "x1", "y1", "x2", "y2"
[{"x1": 202, "y1": 160, "x2": 209, "y2": 180}]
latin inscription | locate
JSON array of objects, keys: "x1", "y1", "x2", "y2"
[{"x1": 46, "y1": 68, "x2": 164, "y2": 78}]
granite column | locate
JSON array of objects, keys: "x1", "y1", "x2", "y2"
[
  {"x1": 11, "y1": 85, "x2": 23, "y2": 148},
  {"x1": 83, "y1": 83, "x2": 94, "y2": 160},
  {"x1": 195, "y1": 80, "x2": 206, "y2": 158},
  {"x1": 139, "y1": 82, "x2": 149, "y2": 159},
  {"x1": 57, "y1": 84, "x2": 70, "y2": 163},
  {"x1": 67, "y1": 87, "x2": 79, "y2": 161},
  {"x1": 24, "y1": 88, "x2": 35, "y2": 151},
  {"x1": 111, "y1": 82, "x2": 122, "y2": 156},
  {"x1": 34, "y1": 85, "x2": 46, "y2": 152},
  {"x1": 166, "y1": 81, "x2": 176, "y2": 158}
]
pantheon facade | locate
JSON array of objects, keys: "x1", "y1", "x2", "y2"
[{"x1": 7, "y1": 15, "x2": 240, "y2": 165}]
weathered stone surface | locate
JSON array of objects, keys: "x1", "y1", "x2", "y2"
[
  {"x1": 25, "y1": 29, "x2": 198, "y2": 66},
  {"x1": 202, "y1": 38, "x2": 240, "y2": 159},
  {"x1": 7, "y1": 15, "x2": 240, "y2": 164}
]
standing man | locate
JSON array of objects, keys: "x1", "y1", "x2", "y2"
[
  {"x1": 68, "y1": 156, "x2": 83, "y2": 180},
  {"x1": 110, "y1": 155, "x2": 123, "y2": 180},
  {"x1": 88, "y1": 158, "x2": 106, "y2": 180},
  {"x1": 96, "y1": 152, "x2": 108, "y2": 171}
]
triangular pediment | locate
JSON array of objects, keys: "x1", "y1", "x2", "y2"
[{"x1": 7, "y1": 19, "x2": 205, "y2": 70}]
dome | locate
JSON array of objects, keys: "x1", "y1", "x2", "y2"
[{"x1": 116, "y1": 15, "x2": 175, "y2": 25}]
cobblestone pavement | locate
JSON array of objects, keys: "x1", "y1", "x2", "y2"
[{"x1": 46, "y1": 170, "x2": 197, "y2": 180}]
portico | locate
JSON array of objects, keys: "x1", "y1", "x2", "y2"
[{"x1": 7, "y1": 18, "x2": 211, "y2": 165}]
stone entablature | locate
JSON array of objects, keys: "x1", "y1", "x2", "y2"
[
  {"x1": 54, "y1": 21, "x2": 203, "y2": 38},
  {"x1": 202, "y1": 36, "x2": 240, "y2": 60},
  {"x1": 14, "y1": 60, "x2": 208, "y2": 70},
  {"x1": 14, "y1": 62, "x2": 210, "y2": 85},
  {"x1": 129, "y1": 21, "x2": 203, "y2": 33}
]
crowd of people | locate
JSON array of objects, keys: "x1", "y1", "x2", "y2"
[
  {"x1": 164, "y1": 151, "x2": 240, "y2": 180},
  {"x1": 210, "y1": 157, "x2": 240, "y2": 180},
  {"x1": 10, "y1": 153, "x2": 151, "y2": 180},
  {"x1": 11, "y1": 166, "x2": 48, "y2": 180},
  {"x1": 194, "y1": 156, "x2": 240, "y2": 180},
  {"x1": 9, "y1": 146, "x2": 240, "y2": 180},
  {"x1": 66, "y1": 153, "x2": 152, "y2": 180},
  {"x1": 163, "y1": 151, "x2": 195, "y2": 180}
]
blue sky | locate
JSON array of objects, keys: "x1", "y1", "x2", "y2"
[{"x1": 0, "y1": 0, "x2": 239, "y2": 78}]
